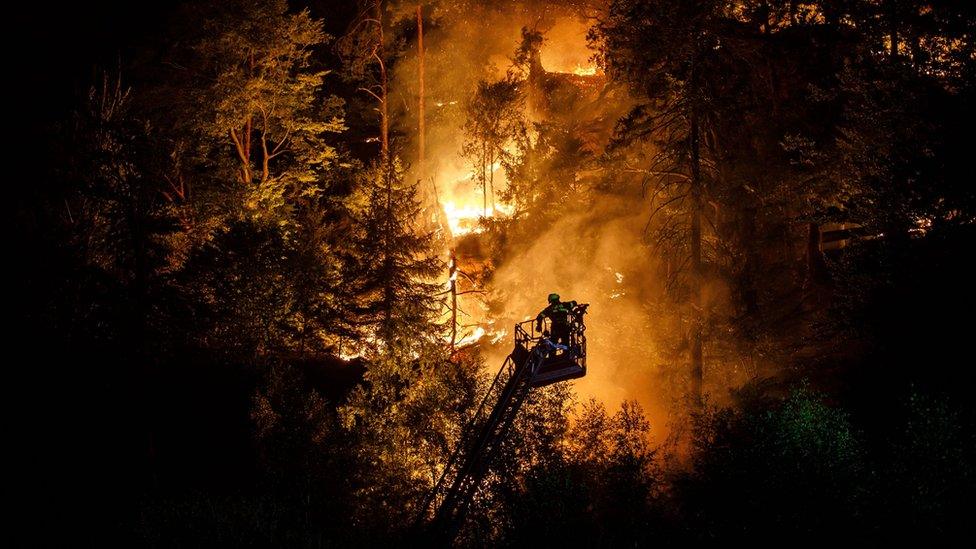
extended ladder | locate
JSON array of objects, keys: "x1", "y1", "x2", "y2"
[{"x1": 416, "y1": 310, "x2": 588, "y2": 542}]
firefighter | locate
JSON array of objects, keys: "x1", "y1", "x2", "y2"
[{"x1": 535, "y1": 293, "x2": 577, "y2": 349}]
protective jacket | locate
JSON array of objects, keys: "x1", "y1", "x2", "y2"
[{"x1": 536, "y1": 300, "x2": 578, "y2": 330}]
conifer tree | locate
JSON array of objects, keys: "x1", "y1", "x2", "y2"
[{"x1": 346, "y1": 156, "x2": 443, "y2": 352}]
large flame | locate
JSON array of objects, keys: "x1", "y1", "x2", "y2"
[
  {"x1": 443, "y1": 201, "x2": 486, "y2": 236},
  {"x1": 455, "y1": 326, "x2": 487, "y2": 347},
  {"x1": 433, "y1": 143, "x2": 519, "y2": 348},
  {"x1": 443, "y1": 201, "x2": 515, "y2": 236},
  {"x1": 572, "y1": 64, "x2": 598, "y2": 76},
  {"x1": 438, "y1": 150, "x2": 515, "y2": 237}
]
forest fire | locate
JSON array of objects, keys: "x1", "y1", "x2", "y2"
[
  {"x1": 572, "y1": 64, "x2": 598, "y2": 76},
  {"x1": 441, "y1": 200, "x2": 514, "y2": 236},
  {"x1": 539, "y1": 17, "x2": 599, "y2": 75},
  {"x1": 442, "y1": 201, "x2": 484, "y2": 236},
  {"x1": 454, "y1": 326, "x2": 486, "y2": 347},
  {"x1": 19, "y1": 0, "x2": 975, "y2": 545}
]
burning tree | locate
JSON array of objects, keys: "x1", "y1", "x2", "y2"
[
  {"x1": 462, "y1": 77, "x2": 526, "y2": 217},
  {"x1": 339, "y1": 159, "x2": 482, "y2": 538}
]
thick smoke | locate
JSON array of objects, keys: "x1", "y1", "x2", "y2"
[
  {"x1": 485, "y1": 195, "x2": 676, "y2": 432},
  {"x1": 389, "y1": 3, "x2": 682, "y2": 434}
]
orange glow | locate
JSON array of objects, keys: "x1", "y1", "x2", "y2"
[
  {"x1": 456, "y1": 326, "x2": 487, "y2": 347},
  {"x1": 443, "y1": 201, "x2": 485, "y2": 236},
  {"x1": 540, "y1": 18, "x2": 600, "y2": 76},
  {"x1": 572, "y1": 64, "x2": 598, "y2": 76}
]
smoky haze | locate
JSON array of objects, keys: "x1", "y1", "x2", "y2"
[
  {"x1": 389, "y1": 2, "x2": 681, "y2": 434},
  {"x1": 485, "y1": 194, "x2": 676, "y2": 433}
]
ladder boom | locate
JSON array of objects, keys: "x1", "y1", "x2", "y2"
[{"x1": 415, "y1": 308, "x2": 589, "y2": 541}]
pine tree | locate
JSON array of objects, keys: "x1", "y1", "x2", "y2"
[
  {"x1": 339, "y1": 156, "x2": 479, "y2": 535},
  {"x1": 346, "y1": 156, "x2": 443, "y2": 354},
  {"x1": 596, "y1": 0, "x2": 733, "y2": 407}
]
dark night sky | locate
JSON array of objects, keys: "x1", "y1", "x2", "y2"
[
  {"x1": 12, "y1": 1, "x2": 357, "y2": 126},
  {"x1": 13, "y1": 2, "x2": 177, "y2": 127},
  {"x1": 10, "y1": 1, "x2": 359, "y2": 165}
]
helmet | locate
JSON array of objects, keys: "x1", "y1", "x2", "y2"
[{"x1": 548, "y1": 293, "x2": 560, "y2": 304}]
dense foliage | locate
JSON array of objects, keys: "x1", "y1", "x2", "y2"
[{"x1": 11, "y1": 0, "x2": 975, "y2": 546}]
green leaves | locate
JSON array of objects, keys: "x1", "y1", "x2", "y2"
[{"x1": 179, "y1": 0, "x2": 343, "y2": 225}]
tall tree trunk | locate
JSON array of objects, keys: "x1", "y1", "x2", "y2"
[
  {"x1": 244, "y1": 117, "x2": 252, "y2": 180},
  {"x1": 489, "y1": 149, "x2": 495, "y2": 212},
  {"x1": 383, "y1": 160, "x2": 394, "y2": 334},
  {"x1": 417, "y1": 4, "x2": 426, "y2": 181},
  {"x1": 449, "y1": 249, "x2": 457, "y2": 352},
  {"x1": 482, "y1": 142, "x2": 488, "y2": 216},
  {"x1": 376, "y1": 2, "x2": 389, "y2": 156},
  {"x1": 230, "y1": 120, "x2": 253, "y2": 184},
  {"x1": 690, "y1": 110, "x2": 704, "y2": 408}
]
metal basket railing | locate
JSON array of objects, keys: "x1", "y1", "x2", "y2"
[{"x1": 514, "y1": 304, "x2": 588, "y2": 372}]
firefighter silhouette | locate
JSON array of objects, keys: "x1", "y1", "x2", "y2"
[{"x1": 535, "y1": 293, "x2": 577, "y2": 350}]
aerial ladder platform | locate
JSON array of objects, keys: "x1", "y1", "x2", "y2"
[{"x1": 415, "y1": 304, "x2": 589, "y2": 542}]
